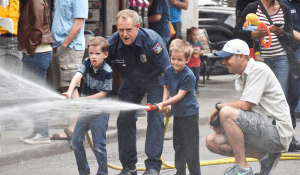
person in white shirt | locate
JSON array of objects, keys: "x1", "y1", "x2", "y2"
[{"x1": 206, "y1": 39, "x2": 294, "y2": 175}]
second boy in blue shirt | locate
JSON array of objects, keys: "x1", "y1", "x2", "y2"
[{"x1": 157, "y1": 39, "x2": 201, "y2": 175}]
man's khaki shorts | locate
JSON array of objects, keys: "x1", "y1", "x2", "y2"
[
  {"x1": 47, "y1": 44, "x2": 84, "y2": 89},
  {"x1": 222, "y1": 109, "x2": 285, "y2": 154}
]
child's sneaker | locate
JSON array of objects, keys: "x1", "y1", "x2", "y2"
[
  {"x1": 224, "y1": 164, "x2": 253, "y2": 175},
  {"x1": 256, "y1": 153, "x2": 281, "y2": 175}
]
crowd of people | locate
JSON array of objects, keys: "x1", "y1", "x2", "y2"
[{"x1": 0, "y1": 0, "x2": 300, "y2": 175}]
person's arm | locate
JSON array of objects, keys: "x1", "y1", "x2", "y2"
[
  {"x1": 148, "y1": 0, "x2": 164, "y2": 22},
  {"x1": 62, "y1": 18, "x2": 84, "y2": 48},
  {"x1": 162, "y1": 85, "x2": 170, "y2": 102},
  {"x1": 26, "y1": 0, "x2": 44, "y2": 55},
  {"x1": 65, "y1": 72, "x2": 83, "y2": 98},
  {"x1": 233, "y1": 2, "x2": 268, "y2": 41},
  {"x1": 81, "y1": 91, "x2": 108, "y2": 99},
  {"x1": 216, "y1": 100, "x2": 254, "y2": 111},
  {"x1": 148, "y1": 13, "x2": 162, "y2": 22},
  {"x1": 157, "y1": 85, "x2": 171, "y2": 115},
  {"x1": 294, "y1": 30, "x2": 300, "y2": 43},
  {"x1": 157, "y1": 89, "x2": 187, "y2": 111},
  {"x1": 169, "y1": 0, "x2": 188, "y2": 10},
  {"x1": 199, "y1": 42, "x2": 205, "y2": 56}
]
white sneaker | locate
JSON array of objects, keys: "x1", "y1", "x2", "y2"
[{"x1": 22, "y1": 133, "x2": 50, "y2": 145}]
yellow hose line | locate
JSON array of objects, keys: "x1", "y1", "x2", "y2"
[
  {"x1": 282, "y1": 153, "x2": 300, "y2": 157},
  {"x1": 85, "y1": 114, "x2": 300, "y2": 171}
]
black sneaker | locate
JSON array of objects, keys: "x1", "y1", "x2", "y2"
[
  {"x1": 288, "y1": 139, "x2": 300, "y2": 152},
  {"x1": 257, "y1": 153, "x2": 281, "y2": 175},
  {"x1": 143, "y1": 169, "x2": 159, "y2": 175},
  {"x1": 22, "y1": 133, "x2": 50, "y2": 145},
  {"x1": 118, "y1": 168, "x2": 137, "y2": 175}
]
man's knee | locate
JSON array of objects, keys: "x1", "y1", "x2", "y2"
[
  {"x1": 206, "y1": 133, "x2": 218, "y2": 153},
  {"x1": 219, "y1": 106, "x2": 239, "y2": 123}
]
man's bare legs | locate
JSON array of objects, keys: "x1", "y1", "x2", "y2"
[{"x1": 206, "y1": 106, "x2": 266, "y2": 168}]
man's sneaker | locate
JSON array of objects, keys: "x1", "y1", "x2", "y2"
[
  {"x1": 22, "y1": 133, "x2": 50, "y2": 144},
  {"x1": 257, "y1": 153, "x2": 281, "y2": 175},
  {"x1": 224, "y1": 164, "x2": 253, "y2": 175},
  {"x1": 118, "y1": 167, "x2": 137, "y2": 175}
]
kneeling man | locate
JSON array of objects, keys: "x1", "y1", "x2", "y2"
[{"x1": 206, "y1": 39, "x2": 294, "y2": 175}]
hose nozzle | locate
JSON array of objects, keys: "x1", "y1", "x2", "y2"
[
  {"x1": 145, "y1": 103, "x2": 158, "y2": 112},
  {"x1": 145, "y1": 103, "x2": 169, "y2": 114}
]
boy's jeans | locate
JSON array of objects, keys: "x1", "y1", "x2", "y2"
[
  {"x1": 22, "y1": 51, "x2": 53, "y2": 137},
  {"x1": 263, "y1": 55, "x2": 289, "y2": 97},
  {"x1": 72, "y1": 114, "x2": 109, "y2": 175}
]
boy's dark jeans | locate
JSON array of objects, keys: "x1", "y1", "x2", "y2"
[
  {"x1": 72, "y1": 114, "x2": 109, "y2": 175},
  {"x1": 173, "y1": 113, "x2": 201, "y2": 175}
]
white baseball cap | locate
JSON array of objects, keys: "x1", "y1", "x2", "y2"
[{"x1": 214, "y1": 39, "x2": 250, "y2": 58}]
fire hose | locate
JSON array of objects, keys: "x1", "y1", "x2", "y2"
[{"x1": 67, "y1": 99, "x2": 299, "y2": 171}]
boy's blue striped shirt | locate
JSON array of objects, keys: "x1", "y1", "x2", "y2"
[{"x1": 77, "y1": 58, "x2": 113, "y2": 97}]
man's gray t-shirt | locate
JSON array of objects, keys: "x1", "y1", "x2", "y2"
[{"x1": 235, "y1": 58, "x2": 294, "y2": 151}]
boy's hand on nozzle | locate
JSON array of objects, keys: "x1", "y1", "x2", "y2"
[
  {"x1": 156, "y1": 103, "x2": 164, "y2": 113},
  {"x1": 163, "y1": 106, "x2": 172, "y2": 118}
]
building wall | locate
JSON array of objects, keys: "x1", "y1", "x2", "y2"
[
  {"x1": 105, "y1": 0, "x2": 119, "y2": 37},
  {"x1": 181, "y1": 0, "x2": 198, "y2": 39}
]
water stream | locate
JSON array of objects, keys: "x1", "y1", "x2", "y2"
[{"x1": 0, "y1": 68, "x2": 147, "y2": 132}]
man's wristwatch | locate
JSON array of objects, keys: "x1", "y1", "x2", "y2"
[{"x1": 215, "y1": 102, "x2": 221, "y2": 112}]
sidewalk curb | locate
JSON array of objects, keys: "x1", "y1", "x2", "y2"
[{"x1": 0, "y1": 121, "x2": 178, "y2": 167}]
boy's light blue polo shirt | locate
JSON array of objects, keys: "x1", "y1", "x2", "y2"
[
  {"x1": 164, "y1": 65, "x2": 199, "y2": 117},
  {"x1": 51, "y1": 0, "x2": 88, "y2": 50}
]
